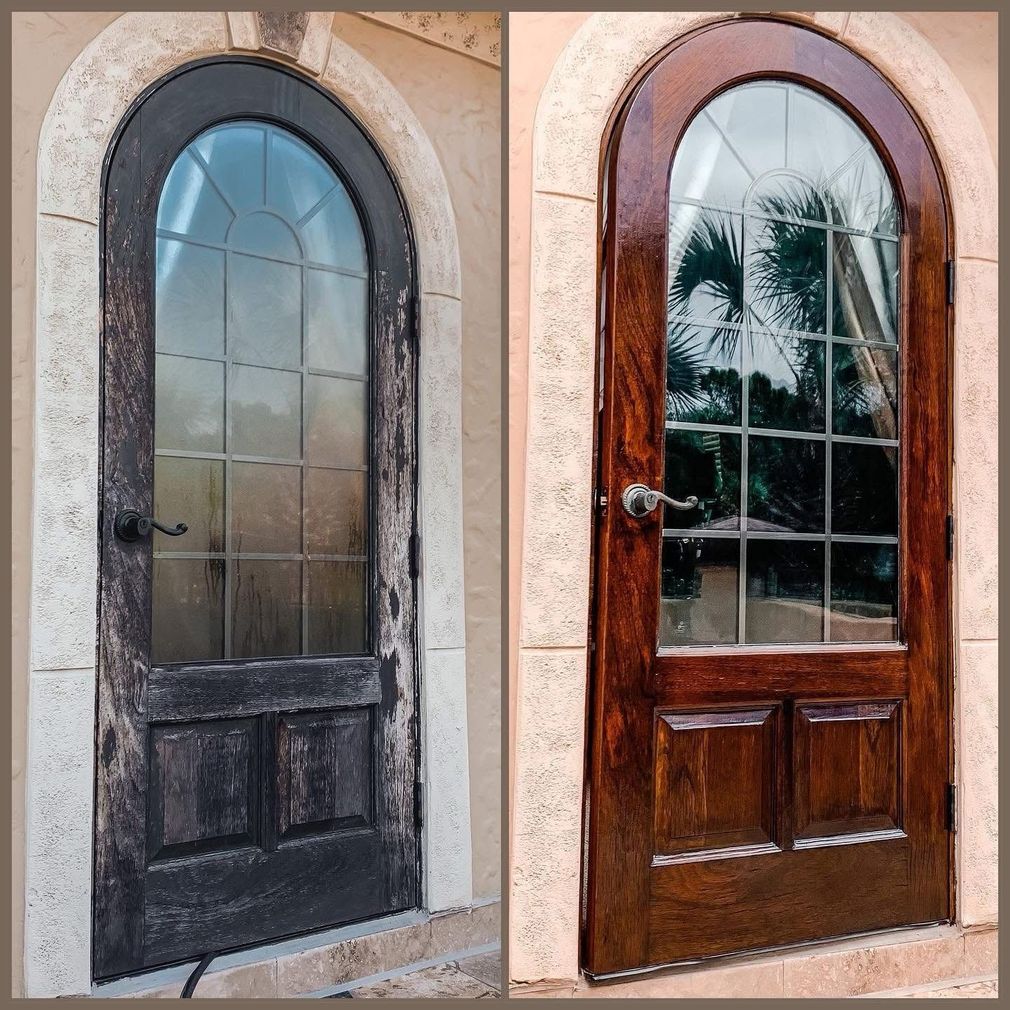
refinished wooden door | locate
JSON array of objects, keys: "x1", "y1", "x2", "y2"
[
  {"x1": 95, "y1": 59, "x2": 418, "y2": 978},
  {"x1": 585, "y1": 20, "x2": 951, "y2": 978}
]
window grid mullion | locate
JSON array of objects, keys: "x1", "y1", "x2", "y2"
[
  {"x1": 301, "y1": 261, "x2": 310, "y2": 656},
  {"x1": 738, "y1": 216, "x2": 751, "y2": 645},
  {"x1": 223, "y1": 248, "x2": 233, "y2": 661},
  {"x1": 824, "y1": 229, "x2": 834, "y2": 644}
]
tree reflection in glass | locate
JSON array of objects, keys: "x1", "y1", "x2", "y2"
[{"x1": 661, "y1": 80, "x2": 900, "y2": 647}]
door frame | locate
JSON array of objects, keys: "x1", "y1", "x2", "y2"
[
  {"x1": 510, "y1": 10, "x2": 996, "y2": 986},
  {"x1": 27, "y1": 13, "x2": 473, "y2": 996},
  {"x1": 583, "y1": 17, "x2": 953, "y2": 977}
]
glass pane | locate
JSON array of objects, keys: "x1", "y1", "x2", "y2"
[
  {"x1": 305, "y1": 468, "x2": 368, "y2": 556},
  {"x1": 748, "y1": 435, "x2": 825, "y2": 532},
  {"x1": 786, "y1": 87, "x2": 865, "y2": 193},
  {"x1": 669, "y1": 113, "x2": 753, "y2": 208},
  {"x1": 830, "y1": 542, "x2": 898, "y2": 643},
  {"x1": 229, "y1": 253, "x2": 302, "y2": 368},
  {"x1": 230, "y1": 365, "x2": 302, "y2": 460},
  {"x1": 827, "y1": 147, "x2": 898, "y2": 236},
  {"x1": 750, "y1": 175, "x2": 828, "y2": 225},
  {"x1": 664, "y1": 431, "x2": 739, "y2": 531},
  {"x1": 745, "y1": 539, "x2": 824, "y2": 644},
  {"x1": 749, "y1": 332, "x2": 825, "y2": 433},
  {"x1": 832, "y1": 235, "x2": 898, "y2": 343},
  {"x1": 154, "y1": 457, "x2": 225, "y2": 554},
  {"x1": 152, "y1": 559, "x2": 225, "y2": 664},
  {"x1": 308, "y1": 561, "x2": 367, "y2": 654},
  {"x1": 832, "y1": 343, "x2": 898, "y2": 439},
  {"x1": 155, "y1": 354, "x2": 224, "y2": 453},
  {"x1": 232, "y1": 462, "x2": 301, "y2": 555},
  {"x1": 232, "y1": 560, "x2": 302, "y2": 659},
  {"x1": 156, "y1": 239, "x2": 225, "y2": 357},
  {"x1": 706, "y1": 84, "x2": 787, "y2": 191},
  {"x1": 298, "y1": 183, "x2": 367, "y2": 271},
  {"x1": 668, "y1": 206, "x2": 743, "y2": 324},
  {"x1": 193, "y1": 122, "x2": 266, "y2": 213},
  {"x1": 832, "y1": 442, "x2": 898, "y2": 536},
  {"x1": 229, "y1": 213, "x2": 301, "y2": 260},
  {"x1": 268, "y1": 130, "x2": 338, "y2": 222},
  {"x1": 666, "y1": 322, "x2": 741, "y2": 426},
  {"x1": 157, "y1": 152, "x2": 233, "y2": 242},
  {"x1": 746, "y1": 216, "x2": 827, "y2": 335},
  {"x1": 305, "y1": 269, "x2": 368, "y2": 376},
  {"x1": 659, "y1": 537, "x2": 739, "y2": 646},
  {"x1": 305, "y1": 375, "x2": 367, "y2": 467}
]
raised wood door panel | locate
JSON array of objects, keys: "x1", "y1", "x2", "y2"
[
  {"x1": 96, "y1": 59, "x2": 418, "y2": 979},
  {"x1": 585, "y1": 20, "x2": 951, "y2": 977}
]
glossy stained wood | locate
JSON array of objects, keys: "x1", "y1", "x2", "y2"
[
  {"x1": 585, "y1": 20, "x2": 951, "y2": 977},
  {"x1": 96, "y1": 59, "x2": 418, "y2": 979},
  {"x1": 653, "y1": 708, "x2": 778, "y2": 857}
]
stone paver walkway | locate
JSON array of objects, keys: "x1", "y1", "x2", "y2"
[
  {"x1": 333, "y1": 951, "x2": 501, "y2": 998},
  {"x1": 876, "y1": 978, "x2": 998, "y2": 999},
  {"x1": 908, "y1": 980, "x2": 997, "y2": 998}
]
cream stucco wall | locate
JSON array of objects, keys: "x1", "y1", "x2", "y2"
[
  {"x1": 11, "y1": 10, "x2": 499, "y2": 998},
  {"x1": 509, "y1": 9, "x2": 997, "y2": 988}
]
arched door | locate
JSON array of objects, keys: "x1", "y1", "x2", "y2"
[
  {"x1": 95, "y1": 59, "x2": 418, "y2": 978},
  {"x1": 585, "y1": 20, "x2": 951, "y2": 976}
]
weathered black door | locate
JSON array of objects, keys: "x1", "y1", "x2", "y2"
[{"x1": 95, "y1": 59, "x2": 418, "y2": 979}]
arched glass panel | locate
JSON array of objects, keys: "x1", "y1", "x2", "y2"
[
  {"x1": 152, "y1": 120, "x2": 369, "y2": 663},
  {"x1": 662, "y1": 82, "x2": 900, "y2": 647}
]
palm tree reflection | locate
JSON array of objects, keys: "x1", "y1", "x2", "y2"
[{"x1": 663, "y1": 180, "x2": 899, "y2": 639}]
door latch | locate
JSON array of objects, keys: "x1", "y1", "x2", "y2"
[
  {"x1": 621, "y1": 483, "x2": 698, "y2": 518},
  {"x1": 114, "y1": 509, "x2": 188, "y2": 543}
]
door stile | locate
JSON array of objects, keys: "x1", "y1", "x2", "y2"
[
  {"x1": 95, "y1": 110, "x2": 154, "y2": 978},
  {"x1": 584, "y1": 74, "x2": 667, "y2": 973}
]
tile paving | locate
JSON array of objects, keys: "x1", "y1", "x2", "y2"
[
  {"x1": 331, "y1": 950, "x2": 502, "y2": 999},
  {"x1": 907, "y1": 979, "x2": 998, "y2": 999}
]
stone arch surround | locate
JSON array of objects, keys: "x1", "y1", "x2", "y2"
[
  {"x1": 27, "y1": 11, "x2": 471, "y2": 996},
  {"x1": 513, "y1": 11, "x2": 997, "y2": 983}
]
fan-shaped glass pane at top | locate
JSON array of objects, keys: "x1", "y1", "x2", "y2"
[
  {"x1": 157, "y1": 120, "x2": 367, "y2": 271},
  {"x1": 669, "y1": 82, "x2": 898, "y2": 236}
]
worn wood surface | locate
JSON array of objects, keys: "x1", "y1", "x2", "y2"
[
  {"x1": 97, "y1": 58, "x2": 418, "y2": 979},
  {"x1": 584, "y1": 19, "x2": 951, "y2": 977},
  {"x1": 144, "y1": 832, "x2": 385, "y2": 963},
  {"x1": 148, "y1": 658, "x2": 381, "y2": 721}
]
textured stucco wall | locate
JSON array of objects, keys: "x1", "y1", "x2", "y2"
[
  {"x1": 327, "y1": 13, "x2": 502, "y2": 903},
  {"x1": 509, "y1": 9, "x2": 997, "y2": 986},
  {"x1": 11, "y1": 10, "x2": 499, "y2": 998},
  {"x1": 11, "y1": 17, "x2": 123, "y2": 997}
]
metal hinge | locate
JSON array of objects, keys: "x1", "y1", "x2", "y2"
[
  {"x1": 409, "y1": 531, "x2": 420, "y2": 579},
  {"x1": 946, "y1": 261, "x2": 956, "y2": 305},
  {"x1": 414, "y1": 779, "x2": 424, "y2": 826},
  {"x1": 946, "y1": 514, "x2": 955, "y2": 561},
  {"x1": 947, "y1": 783, "x2": 956, "y2": 832}
]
